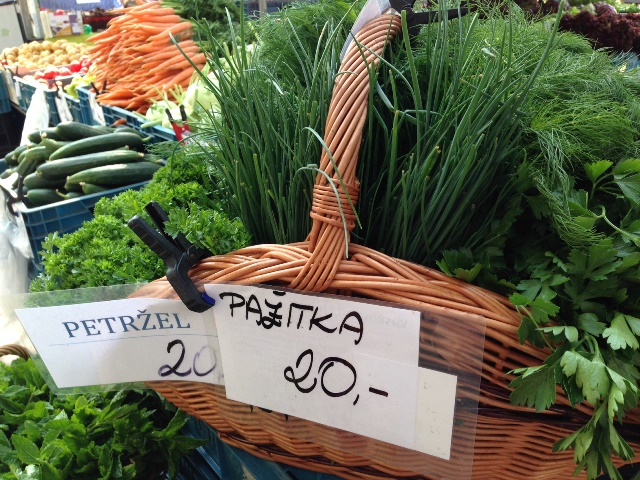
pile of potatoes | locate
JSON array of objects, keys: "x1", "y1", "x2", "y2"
[{"x1": 1, "y1": 40, "x2": 89, "y2": 71}]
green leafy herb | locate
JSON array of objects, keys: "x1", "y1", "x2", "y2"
[
  {"x1": 30, "y1": 147, "x2": 250, "y2": 292},
  {"x1": 0, "y1": 358, "x2": 205, "y2": 479}
]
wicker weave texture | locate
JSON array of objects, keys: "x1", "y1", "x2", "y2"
[
  {"x1": 138, "y1": 13, "x2": 640, "y2": 480},
  {"x1": 0, "y1": 344, "x2": 29, "y2": 360}
]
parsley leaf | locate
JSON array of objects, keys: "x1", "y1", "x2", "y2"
[
  {"x1": 603, "y1": 313, "x2": 640, "y2": 350},
  {"x1": 509, "y1": 365, "x2": 557, "y2": 411},
  {"x1": 560, "y1": 351, "x2": 610, "y2": 405}
]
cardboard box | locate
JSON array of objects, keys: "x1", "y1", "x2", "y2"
[{"x1": 47, "y1": 11, "x2": 84, "y2": 37}]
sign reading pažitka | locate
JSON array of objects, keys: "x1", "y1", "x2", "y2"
[
  {"x1": 205, "y1": 284, "x2": 458, "y2": 461},
  {"x1": 14, "y1": 297, "x2": 223, "y2": 388}
]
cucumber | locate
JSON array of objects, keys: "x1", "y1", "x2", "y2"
[
  {"x1": 16, "y1": 150, "x2": 28, "y2": 164},
  {"x1": 64, "y1": 178, "x2": 83, "y2": 192},
  {"x1": 56, "y1": 190, "x2": 84, "y2": 200},
  {"x1": 55, "y1": 121, "x2": 110, "y2": 141},
  {"x1": 92, "y1": 125, "x2": 116, "y2": 135},
  {"x1": 16, "y1": 146, "x2": 49, "y2": 178},
  {"x1": 27, "y1": 128, "x2": 66, "y2": 144},
  {"x1": 1, "y1": 168, "x2": 14, "y2": 180},
  {"x1": 11, "y1": 145, "x2": 29, "y2": 163},
  {"x1": 66, "y1": 162, "x2": 161, "y2": 187},
  {"x1": 25, "y1": 146, "x2": 53, "y2": 163},
  {"x1": 26, "y1": 189, "x2": 61, "y2": 207},
  {"x1": 37, "y1": 150, "x2": 144, "y2": 179},
  {"x1": 24, "y1": 172, "x2": 66, "y2": 190},
  {"x1": 49, "y1": 133, "x2": 145, "y2": 161},
  {"x1": 80, "y1": 183, "x2": 110, "y2": 195},
  {"x1": 5, "y1": 151, "x2": 18, "y2": 167},
  {"x1": 40, "y1": 138, "x2": 72, "y2": 154},
  {"x1": 114, "y1": 126, "x2": 147, "y2": 138}
]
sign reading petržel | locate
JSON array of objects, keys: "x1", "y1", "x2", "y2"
[{"x1": 15, "y1": 298, "x2": 223, "y2": 388}]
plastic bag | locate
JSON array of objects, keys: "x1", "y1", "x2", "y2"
[
  {"x1": 20, "y1": 88, "x2": 50, "y2": 145},
  {"x1": 0, "y1": 184, "x2": 32, "y2": 295}
]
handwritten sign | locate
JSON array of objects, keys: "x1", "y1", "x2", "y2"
[
  {"x1": 15, "y1": 298, "x2": 223, "y2": 389},
  {"x1": 206, "y1": 284, "x2": 458, "y2": 460}
]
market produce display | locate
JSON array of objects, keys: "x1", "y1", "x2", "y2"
[
  {"x1": 85, "y1": 2, "x2": 206, "y2": 114},
  {"x1": 1, "y1": 40, "x2": 89, "y2": 72},
  {"x1": 168, "y1": 2, "x2": 640, "y2": 478},
  {"x1": 559, "y1": 2, "x2": 640, "y2": 54},
  {"x1": 5, "y1": 0, "x2": 640, "y2": 478},
  {"x1": 30, "y1": 143, "x2": 250, "y2": 291},
  {"x1": 0, "y1": 355, "x2": 206, "y2": 479},
  {"x1": 1, "y1": 122, "x2": 161, "y2": 207}
]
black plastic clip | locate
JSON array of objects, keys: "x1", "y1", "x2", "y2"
[
  {"x1": 89, "y1": 80, "x2": 108, "y2": 97},
  {"x1": 389, "y1": 0, "x2": 468, "y2": 36},
  {"x1": 128, "y1": 201, "x2": 215, "y2": 312},
  {"x1": 0, "y1": 182, "x2": 20, "y2": 217}
]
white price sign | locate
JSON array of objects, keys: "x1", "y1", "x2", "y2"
[
  {"x1": 206, "y1": 284, "x2": 458, "y2": 460},
  {"x1": 15, "y1": 298, "x2": 223, "y2": 388},
  {"x1": 87, "y1": 90, "x2": 106, "y2": 126},
  {"x1": 54, "y1": 92, "x2": 73, "y2": 123}
]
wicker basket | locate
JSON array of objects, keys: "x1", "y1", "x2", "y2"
[
  {"x1": 0, "y1": 344, "x2": 30, "y2": 360},
  {"x1": 133, "y1": 13, "x2": 640, "y2": 480}
]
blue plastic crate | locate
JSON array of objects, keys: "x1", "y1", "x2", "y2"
[
  {"x1": 20, "y1": 181, "x2": 148, "y2": 266},
  {"x1": 77, "y1": 85, "x2": 97, "y2": 126},
  {"x1": 101, "y1": 103, "x2": 145, "y2": 130},
  {"x1": 16, "y1": 79, "x2": 61, "y2": 126},
  {"x1": 0, "y1": 73, "x2": 10, "y2": 114},
  {"x1": 149, "y1": 124, "x2": 177, "y2": 143},
  {"x1": 63, "y1": 92, "x2": 85, "y2": 124},
  {"x1": 101, "y1": 104, "x2": 176, "y2": 143},
  {"x1": 179, "y1": 417, "x2": 342, "y2": 480}
]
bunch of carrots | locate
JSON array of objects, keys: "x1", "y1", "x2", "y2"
[{"x1": 86, "y1": 0, "x2": 206, "y2": 114}]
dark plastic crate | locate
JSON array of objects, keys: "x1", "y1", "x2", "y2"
[
  {"x1": 0, "y1": 73, "x2": 10, "y2": 114},
  {"x1": 16, "y1": 79, "x2": 61, "y2": 126},
  {"x1": 63, "y1": 92, "x2": 85, "y2": 124},
  {"x1": 0, "y1": 110, "x2": 23, "y2": 157},
  {"x1": 20, "y1": 181, "x2": 148, "y2": 266},
  {"x1": 178, "y1": 417, "x2": 342, "y2": 480}
]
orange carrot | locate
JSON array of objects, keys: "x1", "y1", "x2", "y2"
[
  {"x1": 129, "y1": 14, "x2": 183, "y2": 23},
  {"x1": 147, "y1": 53, "x2": 206, "y2": 76},
  {"x1": 162, "y1": 67, "x2": 198, "y2": 90},
  {"x1": 147, "y1": 22, "x2": 192, "y2": 42},
  {"x1": 130, "y1": 45, "x2": 200, "y2": 64}
]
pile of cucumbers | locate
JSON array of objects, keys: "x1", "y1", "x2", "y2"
[{"x1": 0, "y1": 121, "x2": 162, "y2": 207}]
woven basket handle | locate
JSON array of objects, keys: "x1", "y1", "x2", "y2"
[
  {"x1": 0, "y1": 344, "x2": 29, "y2": 360},
  {"x1": 291, "y1": 14, "x2": 402, "y2": 292}
]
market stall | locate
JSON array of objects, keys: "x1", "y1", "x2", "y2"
[{"x1": 1, "y1": 0, "x2": 640, "y2": 479}]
